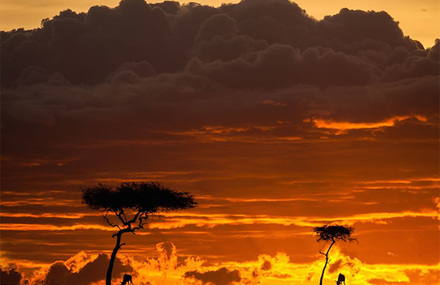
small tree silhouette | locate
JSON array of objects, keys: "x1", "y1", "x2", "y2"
[
  {"x1": 313, "y1": 225, "x2": 356, "y2": 285},
  {"x1": 82, "y1": 182, "x2": 196, "y2": 285}
]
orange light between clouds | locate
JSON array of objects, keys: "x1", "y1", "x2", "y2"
[
  {"x1": 1, "y1": 211, "x2": 438, "y2": 233},
  {"x1": 146, "y1": 211, "x2": 439, "y2": 229},
  {"x1": 312, "y1": 115, "x2": 428, "y2": 130}
]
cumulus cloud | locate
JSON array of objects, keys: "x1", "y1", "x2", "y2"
[
  {"x1": 1, "y1": 0, "x2": 434, "y2": 87},
  {"x1": 184, "y1": 267, "x2": 241, "y2": 285},
  {"x1": 1, "y1": 2, "x2": 437, "y2": 160},
  {"x1": 155, "y1": 241, "x2": 178, "y2": 271},
  {"x1": 39, "y1": 252, "x2": 132, "y2": 285},
  {"x1": 328, "y1": 257, "x2": 361, "y2": 275},
  {"x1": 6, "y1": 241, "x2": 440, "y2": 285},
  {"x1": 0, "y1": 265, "x2": 22, "y2": 285},
  {"x1": 187, "y1": 44, "x2": 377, "y2": 88}
]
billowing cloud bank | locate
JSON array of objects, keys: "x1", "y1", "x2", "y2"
[
  {"x1": 1, "y1": 0, "x2": 437, "y2": 87},
  {"x1": 4, "y1": 242, "x2": 440, "y2": 285},
  {"x1": 2, "y1": 0, "x2": 438, "y2": 162},
  {"x1": 1, "y1": 0, "x2": 439, "y2": 285}
]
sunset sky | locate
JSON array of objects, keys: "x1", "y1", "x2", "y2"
[{"x1": 1, "y1": 0, "x2": 439, "y2": 285}]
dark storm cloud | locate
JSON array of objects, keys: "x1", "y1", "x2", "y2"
[
  {"x1": 106, "y1": 61, "x2": 156, "y2": 84},
  {"x1": 187, "y1": 44, "x2": 377, "y2": 88},
  {"x1": 184, "y1": 267, "x2": 241, "y2": 285},
  {"x1": 307, "y1": 75, "x2": 439, "y2": 123},
  {"x1": 43, "y1": 254, "x2": 131, "y2": 285},
  {"x1": 1, "y1": 0, "x2": 436, "y2": 88},
  {"x1": 315, "y1": 8, "x2": 419, "y2": 49},
  {"x1": 1, "y1": 0, "x2": 437, "y2": 148},
  {"x1": 0, "y1": 266, "x2": 22, "y2": 285}
]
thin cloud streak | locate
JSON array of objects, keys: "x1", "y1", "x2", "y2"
[
  {"x1": 148, "y1": 211, "x2": 439, "y2": 229},
  {"x1": 0, "y1": 212, "x2": 99, "y2": 219},
  {"x1": 0, "y1": 223, "x2": 115, "y2": 232}
]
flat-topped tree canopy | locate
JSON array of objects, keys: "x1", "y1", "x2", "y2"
[
  {"x1": 314, "y1": 224, "x2": 357, "y2": 243},
  {"x1": 82, "y1": 182, "x2": 197, "y2": 213}
]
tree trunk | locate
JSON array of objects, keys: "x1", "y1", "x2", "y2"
[
  {"x1": 106, "y1": 231, "x2": 123, "y2": 285},
  {"x1": 319, "y1": 240, "x2": 335, "y2": 285}
]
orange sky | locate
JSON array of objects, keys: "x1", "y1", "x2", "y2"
[{"x1": 1, "y1": 1, "x2": 439, "y2": 285}]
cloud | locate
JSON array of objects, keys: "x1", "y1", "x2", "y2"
[
  {"x1": 184, "y1": 267, "x2": 241, "y2": 285},
  {"x1": 42, "y1": 253, "x2": 132, "y2": 285},
  {"x1": 0, "y1": 265, "x2": 22, "y2": 285},
  {"x1": 106, "y1": 61, "x2": 156, "y2": 84},
  {"x1": 316, "y1": 8, "x2": 418, "y2": 49},
  {"x1": 1, "y1": 3, "x2": 437, "y2": 160},
  {"x1": 328, "y1": 256, "x2": 361, "y2": 275},
  {"x1": 155, "y1": 241, "x2": 178, "y2": 271},
  {"x1": 187, "y1": 44, "x2": 376, "y2": 88},
  {"x1": 7, "y1": 242, "x2": 440, "y2": 285},
  {"x1": 195, "y1": 14, "x2": 238, "y2": 44},
  {"x1": 1, "y1": 0, "x2": 431, "y2": 87}
]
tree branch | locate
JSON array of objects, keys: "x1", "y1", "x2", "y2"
[
  {"x1": 127, "y1": 210, "x2": 142, "y2": 225},
  {"x1": 131, "y1": 223, "x2": 144, "y2": 232},
  {"x1": 131, "y1": 212, "x2": 147, "y2": 232},
  {"x1": 115, "y1": 209, "x2": 129, "y2": 226},
  {"x1": 104, "y1": 211, "x2": 121, "y2": 231},
  {"x1": 106, "y1": 209, "x2": 149, "y2": 237},
  {"x1": 121, "y1": 212, "x2": 128, "y2": 224},
  {"x1": 113, "y1": 226, "x2": 133, "y2": 238}
]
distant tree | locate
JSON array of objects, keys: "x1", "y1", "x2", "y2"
[
  {"x1": 82, "y1": 182, "x2": 196, "y2": 285},
  {"x1": 313, "y1": 225, "x2": 357, "y2": 285}
]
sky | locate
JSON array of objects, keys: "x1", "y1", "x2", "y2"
[{"x1": 1, "y1": 0, "x2": 439, "y2": 285}]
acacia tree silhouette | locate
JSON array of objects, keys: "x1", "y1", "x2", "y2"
[
  {"x1": 313, "y1": 225, "x2": 357, "y2": 285},
  {"x1": 82, "y1": 182, "x2": 196, "y2": 285}
]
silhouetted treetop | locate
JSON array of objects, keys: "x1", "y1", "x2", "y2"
[
  {"x1": 313, "y1": 224, "x2": 357, "y2": 285},
  {"x1": 82, "y1": 181, "x2": 196, "y2": 285},
  {"x1": 82, "y1": 182, "x2": 197, "y2": 213},
  {"x1": 313, "y1": 224, "x2": 357, "y2": 243}
]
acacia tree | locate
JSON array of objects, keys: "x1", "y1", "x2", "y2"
[
  {"x1": 82, "y1": 182, "x2": 196, "y2": 285},
  {"x1": 313, "y1": 225, "x2": 357, "y2": 285}
]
